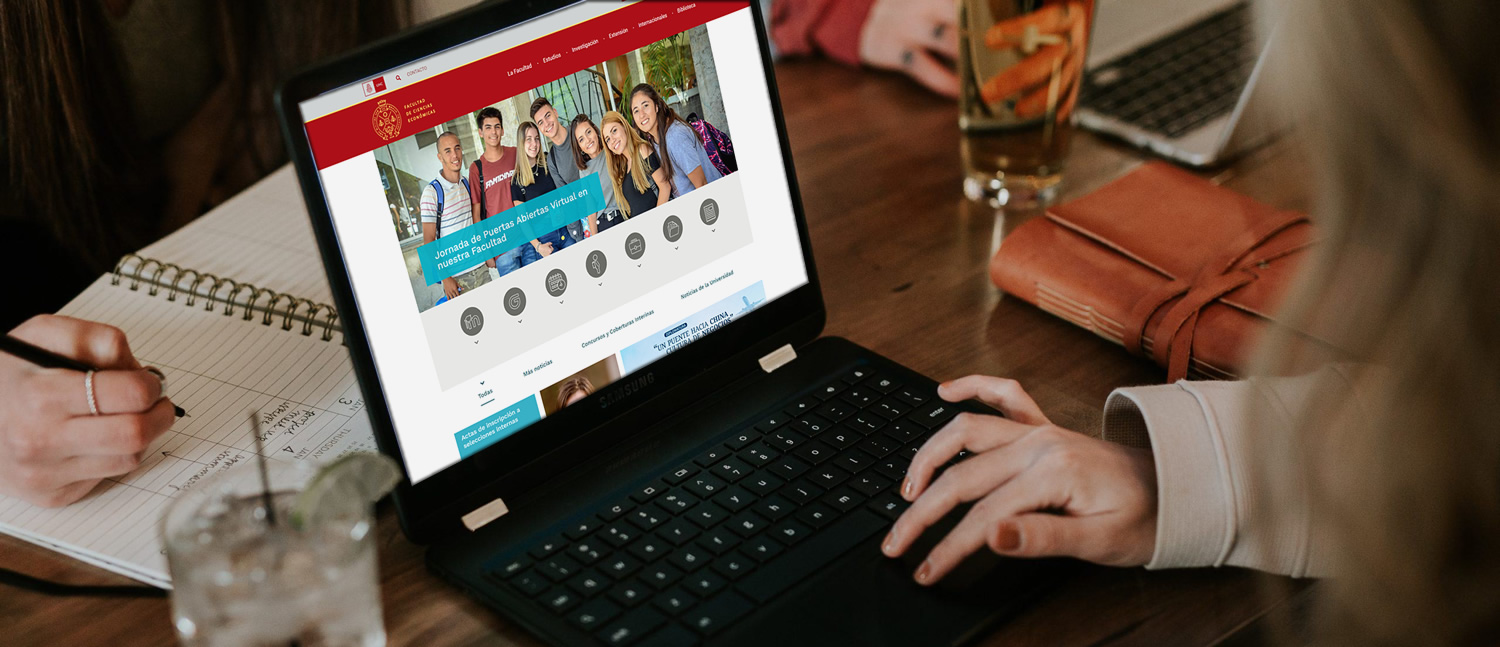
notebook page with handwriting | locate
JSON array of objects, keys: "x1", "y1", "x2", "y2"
[{"x1": 0, "y1": 167, "x2": 376, "y2": 587}]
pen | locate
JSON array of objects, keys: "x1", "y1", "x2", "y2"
[{"x1": 0, "y1": 334, "x2": 188, "y2": 418}]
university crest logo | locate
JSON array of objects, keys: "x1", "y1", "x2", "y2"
[{"x1": 372, "y1": 100, "x2": 402, "y2": 141}]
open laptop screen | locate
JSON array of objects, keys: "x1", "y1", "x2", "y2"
[{"x1": 293, "y1": 1, "x2": 807, "y2": 484}]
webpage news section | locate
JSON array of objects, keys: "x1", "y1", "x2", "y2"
[{"x1": 302, "y1": 1, "x2": 807, "y2": 482}]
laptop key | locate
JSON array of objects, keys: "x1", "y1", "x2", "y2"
[
  {"x1": 693, "y1": 446, "x2": 731, "y2": 468},
  {"x1": 814, "y1": 400, "x2": 854, "y2": 422},
  {"x1": 883, "y1": 421, "x2": 925, "y2": 444},
  {"x1": 824, "y1": 427, "x2": 861, "y2": 450},
  {"x1": 632, "y1": 480, "x2": 667, "y2": 503},
  {"x1": 662, "y1": 465, "x2": 697, "y2": 486},
  {"x1": 563, "y1": 520, "x2": 597, "y2": 541},
  {"x1": 529, "y1": 535, "x2": 566, "y2": 559},
  {"x1": 669, "y1": 546, "x2": 713, "y2": 573},
  {"x1": 840, "y1": 387, "x2": 877, "y2": 408},
  {"x1": 683, "y1": 474, "x2": 727, "y2": 498},
  {"x1": 737, "y1": 510, "x2": 886, "y2": 603},
  {"x1": 540, "y1": 554, "x2": 582, "y2": 581},
  {"x1": 602, "y1": 555, "x2": 642, "y2": 579},
  {"x1": 768, "y1": 519, "x2": 812, "y2": 545},
  {"x1": 685, "y1": 591, "x2": 754, "y2": 636},
  {"x1": 608, "y1": 581, "x2": 652, "y2": 608},
  {"x1": 753, "y1": 495, "x2": 793, "y2": 521},
  {"x1": 810, "y1": 465, "x2": 850, "y2": 488},
  {"x1": 742, "y1": 535, "x2": 784, "y2": 562},
  {"x1": 835, "y1": 450, "x2": 875, "y2": 474},
  {"x1": 857, "y1": 436, "x2": 897, "y2": 459},
  {"x1": 780, "y1": 480, "x2": 824, "y2": 505},
  {"x1": 766, "y1": 430, "x2": 805, "y2": 451},
  {"x1": 848, "y1": 474, "x2": 893, "y2": 497},
  {"x1": 840, "y1": 367, "x2": 876, "y2": 384},
  {"x1": 600, "y1": 522, "x2": 640, "y2": 547},
  {"x1": 684, "y1": 571, "x2": 727, "y2": 597},
  {"x1": 570, "y1": 539, "x2": 605, "y2": 564},
  {"x1": 821, "y1": 487, "x2": 864, "y2": 513},
  {"x1": 754, "y1": 414, "x2": 790, "y2": 432},
  {"x1": 568, "y1": 570, "x2": 609, "y2": 597},
  {"x1": 597, "y1": 607, "x2": 666, "y2": 646},
  {"x1": 870, "y1": 399, "x2": 909, "y2": 420},
  {"x1": 654, "y1": 491, "x2": 697, "y2": 515},
  {"x1": 628, "y1": 536, "x2": 670, "y2": 562},
  {"x1": 783, "y1": 396, "x2": 820, "y2": 418},
  {"x1": 640, "y1": 563, "x2": 684, "y2": 589},
  {"x1": 653, "y1": 587, "x2": 698, "y2": 615},
  {"x1": 599, "y1": 501, "x2": 635, "y2": 522},
  {"x1": 713, "y1": 486, "x2": 756, "y2": 512},
  {"x1": 868, "y1": 492, "x2": 909, "y2": 520},
  {"x1": 793, "y1": 415, "x2": 832, "y2": 437},
  {"x1": 812, "y1": 381, "x2": 846, "y2": 400},
  {"x1": 571, "y1": 597, "x2": 622, "y2": 631},
  {"x1": 741, "y1": 474, "x2": 784, "y2": 497},
  {"x1": 728, "y1": 511, "x2": 768, "y2": 537},
  {"x1": 865, "y1": 375, "x2": 900, "y2": 393},
  {"x1": 738, "y1": 443, "x2": 779, "y2": 467},
  {"x1": 793, "y1": 441, "x2": 834, "y2": 465},
  {"x1": 543, "y1": 587, "x2": 582, "y2": 613},
  {"x1": 492, "y1": 556, "x2": 529, "y2": 579},
  {"x1": 874, "y1": 457, "x2": 908, "y2": 480},
  {"x1": 712, "y1": 553, "x2": 754, "y2": 580},
  {"x1": 657, "y1": 518, "x2": 701, "y2": 546},
  {"x1": 847, "y1": 413, "x2": 887, "y2": 434},
  {"x1": 767, "y1": 456, "x2": 810, "y2": 480},
  {"x1": 710, "y1": 457, "x2": 754, "y2": 483},
  {"x1": 686, "y1": 502, "x2": 729, "y2": 528},
  {"x1": 892, "y1": 387, "x2": 929, "y2": 407},
  {"x1": 910, "y1": 402, "x2": 959, "y2": 429},
  {"x1": 796, "y1": 503, "x2": 838, "y2": 529},
  {"x1": 629, "y1": 508, "x2": 666, "y2": 531},
  {"x1": 510, "y1": 570, "x2": 549, "y2": 596},
  {"x1": 695, "y1": 529, "x2": 736, "y2": 556}
]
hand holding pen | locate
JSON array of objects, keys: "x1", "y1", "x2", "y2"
[{"x1": 0, "y1": 315, "x2": 184, "y2": 508}]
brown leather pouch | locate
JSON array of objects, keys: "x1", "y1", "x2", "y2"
[{"x1": 990, "y1": 162, "x2": 1323, "y2": 381}]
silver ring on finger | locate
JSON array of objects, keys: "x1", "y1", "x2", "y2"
[{"x1": 85, "y1": 370, "x2": 100, "y2": 416}]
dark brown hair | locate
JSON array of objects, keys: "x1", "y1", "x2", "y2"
[
  {"x1": 555, "y1": 376, "x2": 594, "y2": 410},
  {"x1": 628, "y1": 83, "x2": 685, "y2": 193},
  {"x1": 569, "y1": 113, "x2": 599, "y2": 172}
]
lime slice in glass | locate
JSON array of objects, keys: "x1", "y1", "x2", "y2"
[{"x1": 289, "y1": 453, "x2": 402, "y2": 530}]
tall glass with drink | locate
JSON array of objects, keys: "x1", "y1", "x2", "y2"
[{"x1": 959, "y1": 0, "x2": 1095, "y2": 209}]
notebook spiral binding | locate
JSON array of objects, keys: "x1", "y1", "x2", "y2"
[{"x1": 110, "y1": 254, "x2": 341, "y2": 342}]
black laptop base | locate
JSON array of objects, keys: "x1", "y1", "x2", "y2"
[{"x1": 427, "y1": 337, "x2": 1069, "y2": 646}]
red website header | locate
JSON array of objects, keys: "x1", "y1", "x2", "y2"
[{"x1": 303, "y1": 1, "x2": 748, "y2": 170}]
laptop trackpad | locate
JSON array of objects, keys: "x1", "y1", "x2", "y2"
[{"x1": 716, "y1": 516, "x2": 1058, "y2": 646}]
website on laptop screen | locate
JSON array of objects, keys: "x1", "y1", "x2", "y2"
[{"x1": 296, "y1": 1, "x2": 806, "y2": 483}]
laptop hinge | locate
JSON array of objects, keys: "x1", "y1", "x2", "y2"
[
  {"x1": 462, "y1": 497, "x2": 510, "y2": 531},
  {"x1": 758, "y1": 344, "x2": 797, "y2": 373}
]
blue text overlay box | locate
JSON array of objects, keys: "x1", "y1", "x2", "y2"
[
  {"x1": 418, "y1": 175, "x2": 605, "y2": 284},
  {"x1": 453, "y1": 395, "x2": 543, "y2": 458}
]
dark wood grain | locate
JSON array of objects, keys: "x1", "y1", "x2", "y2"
[{"x1": 0, "y1": 59, "x2": 1311, "y2": 646}]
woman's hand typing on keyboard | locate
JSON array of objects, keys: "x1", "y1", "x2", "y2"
[{"x1": 879, "y1": 375, "x2": 1157, "y2": 584}]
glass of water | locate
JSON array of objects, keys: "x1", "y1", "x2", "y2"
[
  {"x1": 959, "y1": 0, "x2": 1096, "y2": 209},
  {"x1": 162, "y1": 459, "x2": 386, "y2": 647}
]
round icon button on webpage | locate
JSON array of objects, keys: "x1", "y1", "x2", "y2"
[
  {"x1": 625, "y1": 232, "x2": 647, "y2": 260},
  {"x1": 663, "y1": 215, "x2": 684, "y2": 243},
  {"x1": 460, "y1": 307, "x2": 484, "y2": 336},
  {"x1": 545, "y1": 269, "x2": 568, "y2": 297},
  {"x1": 503, "y1": 287, "x2": 526, "y2": 316},
  {"x1": 586, "y1": 250, "x2": 608, "y2": 278},
  {"x1": 699, "y1": 198, "x2": 719, "y2": 225}
]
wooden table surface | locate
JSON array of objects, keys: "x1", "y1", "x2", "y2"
[{"x1": 2, "y1": 59, "x2": 1314, "y2": 646}]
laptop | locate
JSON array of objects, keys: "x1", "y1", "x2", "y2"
[
  {"x1": 276, "y1": 1, "x2": 1063, "y2": 645},
  {"x1": 1077, "y1": 0, "x2": 1287, "y2": 167}
]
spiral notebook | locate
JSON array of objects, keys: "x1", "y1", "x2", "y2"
[{"x1": 0, "y1": 167, "x2": 377, "y2": 588}]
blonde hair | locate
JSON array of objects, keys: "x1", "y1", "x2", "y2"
[
  {"x1": 1251, "y1": 1, "x2": 1500, "y2": 642},
  {"x1": 514, "y1": 120, "x2": 548, "y2": 188},
  {"x1": 600, "y1": 111, "x2": 652, "y2": 217}
]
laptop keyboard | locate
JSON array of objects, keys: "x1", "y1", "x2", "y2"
[
  {"x1": 1079, "y1": 2, "x2": 1256, "y2": 139},
  {"x1": 485, "y1": 366, "x2": 959, "y2": 645}
]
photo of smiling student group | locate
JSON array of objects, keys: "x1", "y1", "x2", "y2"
[{"x1": 374, "y1": 24, "x2": 736, "y2": 313}]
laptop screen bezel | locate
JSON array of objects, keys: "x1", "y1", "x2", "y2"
[{"x1": 275, "y1": 0, "x2": 825, "y2": 542}]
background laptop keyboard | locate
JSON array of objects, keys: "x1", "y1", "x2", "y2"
[
  {"x1": 485, "y1": 366, "x2": 959, "y2": 646},
  {"x1": 1079, "y1": 2, "x2": 1256, "y2": 139}
]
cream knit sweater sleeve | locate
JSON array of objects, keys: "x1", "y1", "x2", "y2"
[{"x1": 1101, "y1": 366, "x2": 1357, "y2": 578}]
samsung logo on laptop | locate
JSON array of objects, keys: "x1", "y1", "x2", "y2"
[{"x1": 599, "y1": 372, "x2": 656, "y2": 409}]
